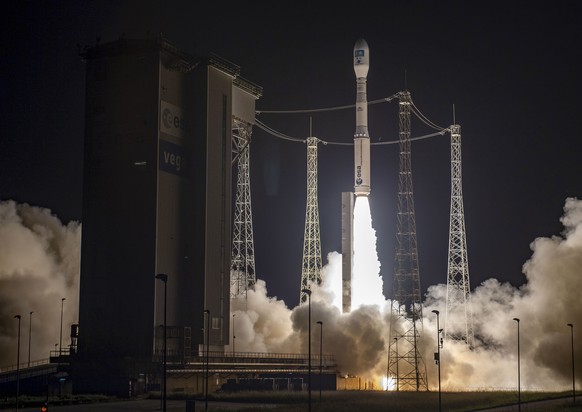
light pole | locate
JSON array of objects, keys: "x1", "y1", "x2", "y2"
[
  {"x1": 155, "y1": 273, "x2": 168, "y2": 412},
  {"x1": 59, "y1": 298, "x2": 66, "y2": 356},
  {"x1": 393, "y1": 337, "x2": 399, "y2": 391},
  {"x1": 301, "y1": 288, "x2": 312, "y2": 412},
  {"x1": 568, "y1": 323, "x2": 575, "y2": 404},
  {"x1": 28, "y1": 311, "x2": 34, "y2": 368},
  {"x1": 14, "y1": 315, "x2": 21, "y2": 411},
  {"x1": 432, "y1": 310, "x2": 442, "y2": 412},
  {"x1": 232, "y1": 313, "x2": 236, "y2": 355},
  {"x1": 204, "y1": 309, "x2": 210, "y2": 412},
  {"x1": 317, "y1": 320, "x2": 323, "y2": 402},
  {"x1": 513, "y1": 318, "x2": 521, "y2": 412}
]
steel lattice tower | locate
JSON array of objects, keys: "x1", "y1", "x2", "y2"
[
  {"x1": 230, "y1": 120, "x2": 257, "y2": 299},
  {"x1": 387, "y1": 91, "x2": 428, "y2": 391},
  {"x1": 299, "y1": 136, "x2": 323, "y2": 305},
  {"x1": 445, "y1": 124, "x2": 475, "y2": 348}
]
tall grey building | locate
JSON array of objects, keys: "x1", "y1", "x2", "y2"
[{"x1": 74, "y1": 37, "x2": 256, "y2": 395}]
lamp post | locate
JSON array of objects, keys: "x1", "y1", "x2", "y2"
[
  {"x1": 301, "y1": 288, "x2": 312, "y2": 412},
  {"x1": 28, "y1": 311, "x2": 34, "y2": 368},
  {"x1": 155, "y1": 273, "x2": 168, "y2": 412},
  {"x1": 232, "y1": 313, "x2": 236, "y2": 355},
  {"x1": 317, "y1": 321, "x2": 323, "y2": 402},
  {"x1": 432, "y1": 310, "x2": 442, "y2": 412},
  {"x1": 204, "y1": 309, "x2": 210, "y2": 412},
  {"x1": 513, "y1": 318, "x2": 521, "y2": 412},
  {"x1": 394, "y1": 337, "x2": 400, "y2": 391},
  {"x1": 568, "y1": 323, "x2": 575, "y2": 404},
  {"x1": 59, "y1": 298, "x2": 66, "y2": 356},
  {"x1": 14, "y1": 315, "x2": 21, "y2": 411}
]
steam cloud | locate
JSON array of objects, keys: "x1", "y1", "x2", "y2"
[
  {"x1": 1, "y1": 197, "x2": 580, "y2": 391},
  {"x1": 0, "y1": 200, "x2": 80, "y2": 366}
]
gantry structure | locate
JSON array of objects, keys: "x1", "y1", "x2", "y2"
[
  {"x1": 230, "y1": 118, "x2": 257, "y2": 300},
  {"x1": 445, "y1": 123, "x2": 475, "y2": 348},
  {"x1": 299, "y1": 136, "x2": 323, "y2": 305},
  {"x1": 387, "y1": 90, "x2": 428, "y2": 391}
]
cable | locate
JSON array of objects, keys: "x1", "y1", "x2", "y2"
[{"x1": 256, "y1": 94, "x2": 400, "y2": 115}]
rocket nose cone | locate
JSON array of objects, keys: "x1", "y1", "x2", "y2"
[
  {"x1": 353, "y1": 39, "x2": 369, "y2": 78},
  {"x1": 354, "y1": 38, "x2": 369, "y2": 51}
]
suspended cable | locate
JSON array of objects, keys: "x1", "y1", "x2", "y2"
[
  {"x1": 254, "y1": 119, "x2": 305, "y2": 143},
  {"x1": 256, "y1": 94, "x2": 400, "y2": 115}
]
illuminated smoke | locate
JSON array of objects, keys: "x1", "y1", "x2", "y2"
[
  {"x1": 1, "y1": 198, "x2": 580, "y2": 392},
  {"x1": 0, "y1": 200, "x2": 80, "y2": 366}
]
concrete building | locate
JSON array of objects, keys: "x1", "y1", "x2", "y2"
[{"x1": 73, "y1": 37, "x2": 259, "y2": 396}]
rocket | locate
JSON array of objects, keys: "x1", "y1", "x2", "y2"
[{"x1": 353, "y1": 39, "x2": 370, "y2": 196}]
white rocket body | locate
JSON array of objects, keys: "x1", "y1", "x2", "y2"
[{"x1": 353, "y1": 39, "x2": 370, "y2": 196}]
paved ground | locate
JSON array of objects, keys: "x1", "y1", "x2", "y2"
[
  {"x1": 15, "y1": 395, "x2": 580, "y2": 412},
  {"x1": 19, "y1": 399, "x2": 277, "y2": 411},
  {"x1": 471, "y1": 396, "x2": 579, "y2": 411}
]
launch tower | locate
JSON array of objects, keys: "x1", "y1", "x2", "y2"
[
  {"x1": 300, "y1": 136, "x2": 323, "y2": 304},
  {"x1": 230, "y1": 77, "x2": 262, "y2": 301},
  {"x1": 445, "y1": 124, "x2": 475, "y2": 347},
  {"x1": 387, "y1": 90, "x2": 428, "y2": 391}
]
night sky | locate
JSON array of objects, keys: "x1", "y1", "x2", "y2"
[{"x1": 2, "y1": 1, "x2": 581, "y2": 308}]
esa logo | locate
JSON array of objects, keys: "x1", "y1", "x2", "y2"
[
  {"x1": 162, "y1": 108, "x2": 186, "y2": 132},
  {"x1": 160, "y1": 101, "x2": 187, "y2": 138},
  {"x1": 356, "y1": 165, "x2": 363, "y2": 185}
]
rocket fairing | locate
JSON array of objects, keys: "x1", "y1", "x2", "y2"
[{"x1": 353, "y1": 38, "x2": 371, "y2": 197}]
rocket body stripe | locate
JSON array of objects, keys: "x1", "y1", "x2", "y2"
[{"x1": 353, "y1": 39, "x2": 370, "y2": 196}]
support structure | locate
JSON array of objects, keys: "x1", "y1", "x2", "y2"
[
  {"x1": 230, "y1": 119, "x2": 257, "y2": 299},
  {"x1": 445, "y1": 124, "x2": 475, "y2": 348},
  {"x1": 387, "y1": 90, "x2": 428, "y2": 391},
  {"x1": 300, "y1": 136, "x2": 323, "y2": 305}
]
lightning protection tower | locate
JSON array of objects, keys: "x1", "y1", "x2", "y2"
[
  {"x1": 445, "y1": 124, "x2": 475, "y2": 348},
  {"x1": 299, "y1": 136, "x2": 323, "y2": 305},
  {"x1": 387, "y1": 90, "x2": 428, "y2": 391},
  {"x1": 230, "y1": 118, "x2": 257, "y2": 300}
]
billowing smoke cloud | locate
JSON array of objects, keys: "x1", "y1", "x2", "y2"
[
  {"x1": 0, "y1": 200, "x2": 80, "y2": 367},
  {"x1": 1, "y1": 197, "x2": 580, "y2": 392},
  {"x1": 231, "y1": 197, "x2": 582, "y2": 390}
]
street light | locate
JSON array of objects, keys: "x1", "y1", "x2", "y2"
[
  {"x1": 317, "y1": 320, "x2": 323, "y2": 402},
  {"x1": 204, "y1": 309, "x2": 210, "y2": 412},
  {"x1": 432, "y1": 310, "x2": 442, "y2": 412},
  {"x1": 59, "y1": 298, "x2": 66, "y2": 356},
  {"x1": 14, "y1": 315, "x2": 21, "y2": 411},
  {"x1": 393, "y1": 337, "x2": 399, "y2": 391},
  {"x1": 155, "y1": 273, "x2": 168, "y2": 412},
  {"x1": 28, "y1": 311, "x2": 34, "y2": 368},
  {"x1": 567, "y1": 323, "x2": 575, "y2": 404},
  {"x1": 513, "y1": 318, "x2": 521, "y2": 412},
  {"x1": 232, "y1": 313, "x2": 236, "y2": 355},
  {"x1": 301, "y1": 288, "x2": 312, "y2": 412}
]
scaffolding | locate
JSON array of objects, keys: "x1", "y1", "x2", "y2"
[
  {"x1": 387, "y1": 91, "x2": 428, "y2": 391},
  {"x1": 299, "y1": 136, "x2": 323, "y2": 305},
  {"x1": 445, "y1": 124, "x2": 475, "y2": 348},
  {"x1": 230, "y1": 119, "x2": 257, "y2": 300}
]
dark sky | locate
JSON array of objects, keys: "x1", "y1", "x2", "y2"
[{"x1": 2, "y1": 1, "x2": 581, "y2": 308}]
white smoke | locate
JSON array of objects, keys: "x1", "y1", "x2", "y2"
[
  {"x1": 231, "y1": 197, "x2": 582, "y2": 390},
  {"x1": 1, "y1": 197, "x2": 580, "y2": 392},
  {"x1": 0, "y1": 200, "x2": 80, "y2": 367}
]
